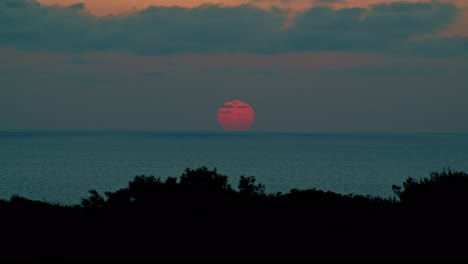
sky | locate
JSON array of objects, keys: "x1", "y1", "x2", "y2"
[{"x1": 1, "y1": 0, "x2": 468, "y2": 132}]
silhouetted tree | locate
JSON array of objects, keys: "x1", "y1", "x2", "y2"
[
  {"x1": 105, "y1": 189, "x2": 133, "y2": 208},
  {"x1": 127, "y1": 175, "x2": 163, "y2": 203},
  {"x1": 179, "y1": 167, "x2": 232, "y2": 192},
  {"x1": 3, "y1": 166, "x2": 468, "y2": 260},
  {"x1": 81, "y1": 190, "x2": 105, "y2": 209},
  {"x1": 392, "y1": 167, "x2": 468, "y2": 210},
  {"x1": 165, "y1": 177, "x2": 177, "y2": 186},
  {"x1": 238, "y1": 176, "x2": 265, "y2": 197}
]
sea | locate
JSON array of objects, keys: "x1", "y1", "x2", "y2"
[{"x1": 1, "y1": 131, "x2": 468, "y2": 205}]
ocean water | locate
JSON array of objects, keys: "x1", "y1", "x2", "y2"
[{"x1": 1, "y1": 131, "x2": 468, "y2": 205}]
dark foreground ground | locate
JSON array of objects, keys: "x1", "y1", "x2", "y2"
[{"x1": 1, "y1": 167, "x2": 468, "y2": 261}]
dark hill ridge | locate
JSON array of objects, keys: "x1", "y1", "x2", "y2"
[{"x1": 0, "y1": 167, "x2": 467, "y2": 261}]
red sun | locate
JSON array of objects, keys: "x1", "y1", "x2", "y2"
[{"x1": 217, "y1": 100, "x2": 255, "y2": 131}]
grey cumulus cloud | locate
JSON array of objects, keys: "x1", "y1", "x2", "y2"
[
  {"x1": 288, "y1": 2, "x2": 458, "y2": 52},
  {"x1": 0, "y1": 0, "x2": 465, "y2": 55}
]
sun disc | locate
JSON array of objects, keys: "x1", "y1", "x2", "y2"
[{"x1": 217, "y1": 100, "x2": 255, "y2": 131}]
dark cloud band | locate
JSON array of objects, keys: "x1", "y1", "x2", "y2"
[{"x1": 0, "y1": 0, "x2": 465, "y2": 56}]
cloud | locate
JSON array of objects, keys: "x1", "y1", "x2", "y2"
[
  {"x1": 404, "y1": 36, "x2": 468, "y2": 57},
  {"x1": 0, "y1": 0, "x2": 466, "y2": 56},
  {"x1": 315, "y1": 0, "x2": 345, "y2": 5},
  {"x1": 288, "y1": 2, "x2": 458, "y2": 51}
]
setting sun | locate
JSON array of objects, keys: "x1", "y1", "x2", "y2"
[{"x1": 217, "y1": 100, "x2": 255, "y2": 131}]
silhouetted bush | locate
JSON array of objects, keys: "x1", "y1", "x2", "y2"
[
  {"x1": 238, "y1": 175, "x2": 265, "y2": 198},
  {"x1": 392, "y1": 167, "x2": 468, "y2": 211},
  {"x1": 179, "y1": 166, "x2": 232, "y2": 192},
  {"x1": 81, "y1": 190, "x2": 105, "y2": 209},
  {"x1": 80, "y1": 167, "x2": 240, "y2": 210},
  {"x1": 2, "y1": 166, "x2": 468, "y2": 260}
]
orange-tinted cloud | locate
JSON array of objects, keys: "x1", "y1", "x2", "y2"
[
  {"x1": 37, "y1": 0, "x2": 468, "y2": 36},
  {"x1": 3, "y1": 1, "x2": 464, "y2": 56},
  {"x1": 37, "y1": 0, "x2": 250, "y2": 15},
  {"x1": 36, "y1": 0, "x2": 467, "y2": 14}
]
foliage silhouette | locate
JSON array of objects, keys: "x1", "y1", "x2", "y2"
[
  {"x1": 1, "y1": 166, "x2": 468, "y2": 261},
  {"x1": 238, "y1": 175, "x2": 265, "y2": 198},
  {"x1": 179, "y1": 166, "x2": 232, "y2": 192},
  {"x1": 81, "y1": 190, "x2": 105, "y2": 209},
  {"x1": 392, "y1": 167, "x2": 468, "y2": 211}
]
